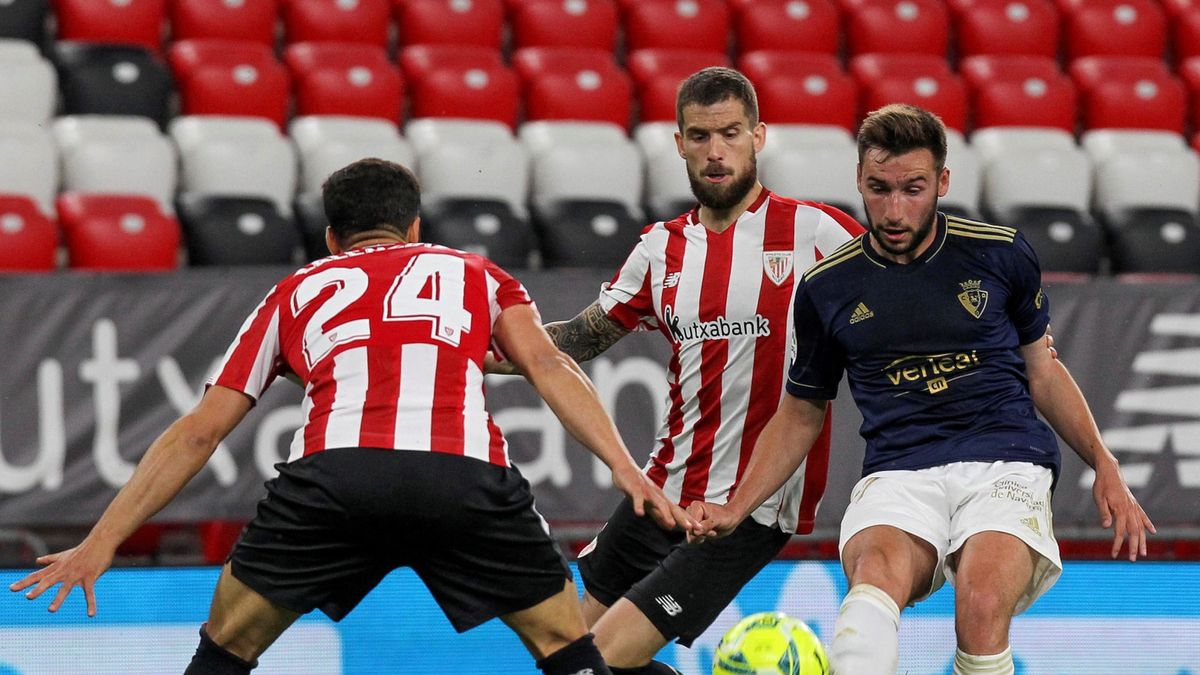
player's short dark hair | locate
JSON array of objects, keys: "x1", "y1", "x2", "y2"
[
  {"x1": 322, "y1": 158, "x2": 421, "y2": 242},
  {"x1": 675, "y1": 66, "x2": 760, "y2": 129},
  {"x1": 857, "y1": 103, "x2": 947, "y2": 171}
]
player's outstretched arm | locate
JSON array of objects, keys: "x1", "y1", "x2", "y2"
[
  {"x1": 688, "y1": 396, "x2": 828, "y2": 543},
  {"x1": 1020, "y1": 332, "x2": 1156, "y2": 561},
  {"x1": 493, "y1": 303, "x2": 693, "y2": 533},
  {"x1": 8, "y1": 386, "x2": 252, "y2": 616}
]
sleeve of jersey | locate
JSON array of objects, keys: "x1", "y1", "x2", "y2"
[
  {"x1": 596, "y1": 237, "x2": 658, "y2": 331},
  {"x1": 814, "y1": 204, "x2": 865, "y2": 257},
  {"x1": 485, "y1": 261, "x2": 536, "y2": 361},
  {"x1": 1006, "y1": 232, "x2": 1051, "y2": 345},
  {"x1": 206, "y1": 287, "x2": 284, "y2": 403},
  {"x1": 785, "y1": 283, "x2": 845, "y2": 400}
]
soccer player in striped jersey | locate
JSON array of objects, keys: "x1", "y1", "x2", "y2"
[
  {"x1": 9, "y1": 159, "x2": 692, "y2": 675},
  {"x1": 490, "y1": 67, "x2": 863, "y2": 674},
  {"x1": 687, "y1": 104, "x2": 1155, "y2": 675}
]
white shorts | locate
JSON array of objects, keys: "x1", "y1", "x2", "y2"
[{"x1": 839, "y1": 461, "x2": 1063, "y2": 614}]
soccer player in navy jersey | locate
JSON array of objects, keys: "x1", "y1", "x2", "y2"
[
  {"x1": 9, "y1": 159, "x2": 691, "y2": 675},
  {"x1": 687, "y1": 104, "x2": 1155, "y2": 675}
]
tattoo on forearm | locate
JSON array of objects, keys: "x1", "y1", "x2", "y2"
[{"x1": 545, "y1": 303, "x2": 630, "y2": 363}]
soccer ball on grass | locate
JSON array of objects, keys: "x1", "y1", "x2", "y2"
[{"x1": 711, "y1": 611, "x2": 829, "y2": 675}]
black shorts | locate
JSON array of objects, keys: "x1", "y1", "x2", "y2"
[
  {"x1": 577, "y1": 497, "x2": 791, "y2": 646},
  {"x1": 229, "y1": 448, "x2": 571, "y2": 632}
]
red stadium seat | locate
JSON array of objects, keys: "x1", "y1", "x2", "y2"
[
  {"x1": 0, "y1": 195, "x2": 56, "y2": 272},
  {"x1": 1062, "y1": 0, "x2": 1166, "y2": 60},
  {"x1": 1070, "y1": 56, "x2": 1185, "y2": 132},
  {"x1": 510, "y1": 0, "x2": 619, "y2": 51},
  {"x1": 513, "y1": 47, "x2": 632, "y2": 128},
  {"x1": 283, "y1": 0, "x2": 390, "y2": 47},
  {"x1": 959, "y1": 55, "x2": 1077, "y2": 131},
  {"x1": 56, "y1": 193, "x2": 180, "y2": 271},
  {"x1": 285, "y1": 42, "x2": 403, "y2": 121},
  {"x1": 622, "y1": 0, "x2": 730, "y2": 53},
  {"x1": 951, "y1": 0, "x2": 1060, "y2": 59},
  {"x1": 399, "y1": 45, "x2": 519, "y2": 126},
  {"x1": 169, "y1": 0, "x2": 279, "y2": 46},
  {"x1": 738, "y1": 51, "x2": 858, "y2": 130},
  {"x1": 393, "y1": 0, "x2": 504, "y2": 48},
  {"x1": 1176, "y1": 57, "x2": 1200, "y2": 131},
  {"x1": 1174, "y1": 8, "x2": 1200, "y2": 66},
  {"x1": 56, "y1": 0, "x2": 167, "y2": 51},
  {"x1": 733, "y1": 0, "x2": 840, "y2": 55},
  {"x1": 845, "y1": 0, "x2": 949, "y2": 57},
  {"x1": 850, "y1": 53, "x2": 967, "y2": 131},
  {"x1": 169, "y1": 39, "x2": 291, "y2": 127},
  {"x1": 626, "y1": 48, "x2": 730, "y2": 123}
]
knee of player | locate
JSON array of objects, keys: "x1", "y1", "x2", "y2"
[{"x1": 955, "y1": 583, "x2": 1016, "y2": 625}]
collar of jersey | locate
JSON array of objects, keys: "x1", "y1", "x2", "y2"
[
  {"x1": 685, "y1": 187, "x2": 771, "y2": 232},
  {"x1": 861, "y1": 211, "x2": 948, "y2": 269}
]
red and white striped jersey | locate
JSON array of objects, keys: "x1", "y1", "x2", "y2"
[
  {"x1": 208, "y1": 242, "x2": 533, "y2": 466},
  {"x1": 598, "y1": 190, "x2": 862, "y2": 533}
]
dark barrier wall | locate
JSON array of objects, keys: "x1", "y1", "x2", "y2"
[{"x1": 0, "y1": 269, "x2": 1197, "y2": 535}]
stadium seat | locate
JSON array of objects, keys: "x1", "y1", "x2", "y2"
[
  {"x1": 850, "y1": 53, "x2": 968, "y2": 132},
  {"x1": 282, "y1": 0, "x2": 390, "y2": 47},
  {"x1": 520, "y1": 121, "x2": 643, "y2": 266},
  {"x1": 53, "y1": 42, "x2": 173, "y2": 126},
  {"x1": 758, "y1": 125, "x2": 862, "y2": 219},
  {"x1": 0, "y1": 195, "x2": 57, "y2": 272},
  {"x1": 738, "y1": 51, "x2": 858, "y2": 131},
  {"x1": 845, "y1": 0, "x2": 949, "y2": 57},
  {"x1": 959, "y1": 55, "x2": 1077, "y2": 132},
  {"x1": 941, "y1": 130, "x2": 983, "y2": 218},
  {"x1": 1177, "y1": 57, "x2": 1200, "y2": 131},
  {"x1": 512, "y1": 47, "x2": 632, "y2": 128},
  {"x1": 0, "y1": 0, "x2": 48, "y2": 44},
  {"x1": 56, "y1": 0, "x2": 167, "y2": 51},
  {"x1": 622, "y1": 0, "x2": 730, "y2": 53},
  {"x1": 405, "y1": 117, "x2": 514, "y2": 154},
  {"x1": 294, "y1": 190, "x2": 331, "y2": 261},
  {"x1": 284, "y1": 42, "x2": 404, "y2": 121},
  {"x1": 0, "y1": 47, "x2": 56, "y2": 124},
  {"x1": 732, "y1": 0, "x2": 840, "y2": 55},
  {"x1": 1080, "y1": 128, "x2": 1188, "y2": 164},
  {"x1": 626, "y1": 48, "x2": 731, "y2": 123},
  {"x1": 169, "y1": 0, "x2": 279, "y2": 46},
  {"x1": 510, "y1": 0, "x2": 618, "y2": 51},
  {"x1": 169, "y1": 39, "x2": 291, "y2": 127},
  {"x1": 289, "y1": 115, "x2": 415, "y2": 195},
  {"x1": 1062, "y1": 0, "x2": 1166, "y2": 60},
  {"x1": 399, "y1": 45, "x2": 519, "y2": 127},
  {"x1": 56, "y1": 193, "x2": 181, "y2": 270},
  {"x1": 633, "y1": 121, "x2": 695, "y2": 222},
  {"x1": 1069, "y1": 56, "x2": 1185, "y2": 133},
  {"x1": 54, "y1": 116, "x2": 177, "y2": 213},
  {"x1": 172, "y1": 116, "x2": 297, "y2": 213},
  {"x1": 393, "y1": 0, "x2": 504, "y2": 49},
  {"x1": 0, "y1": 121, "x2": 58, "y2": 215},
  {"x1": 970, "y1": 125, "x2": 1078, "y2": 160},
  {"x1": 951, "y1": 0, "x2": 1060, "y2": 59},
  {"x1": 176, "y1": 193, "x2": 300, "y2": 265}
]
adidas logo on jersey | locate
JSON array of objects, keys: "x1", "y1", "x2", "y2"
[
  {"x1": 655, "y1": 594, "x2": 683, "y2": 617},
  {"x1": 664, "y1": 305, "x2": 771, "y2": 343},
  {"x1": 849, "y1": 302, "x2": 875, "y2": 324}
]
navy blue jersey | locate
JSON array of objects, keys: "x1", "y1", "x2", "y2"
[{"x1": 786, "y1": 213, "x2": 1060, "y2": 478}]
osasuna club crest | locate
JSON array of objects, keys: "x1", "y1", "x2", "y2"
[
  {"x1": 957, "y1": 279, "x2": 988, "y2": 318},
  {"x1": 762, "y1": 251, "x2": 794, "y2": 286}
]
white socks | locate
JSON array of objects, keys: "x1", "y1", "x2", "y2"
[
  {"x1": 829, "y1": 583, "x2": 901, "y2": 675},
  {"x1": 953, "y1": 647, "x2": 1014, "y2": 675}
]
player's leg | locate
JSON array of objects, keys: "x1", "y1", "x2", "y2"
[
  {"x1": 500, "y1": 579, "x2": 612, "y2": 675},
  {"x1": 184, "y1": 563, "x2": 301, "y2": 674},
  {"x1": 945, "y1": 462, "x2": 1063, "y2": 675},
  {"x1": 831, "y1": 470, "x2": 950, "y2": 675},
  {"x1": 592, "y1": 515, "x2": 792, "y2": 672}
]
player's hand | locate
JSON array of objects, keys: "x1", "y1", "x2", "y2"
[
  {"x1": 8, "y1": 539, "x2": 115, "y2": 617},
  {"x1": 684, "y1": 501, "x2": 743, "y2": 544},
  {"x1": 612, "y1": 465, "x2": 695, "y2": 533},
  {"x1": 483, "y1": 352, "x2": 519, "y2": 376},
  {"x1": 1092, "y1": 459, "x2": 1156, "y2": 561}
]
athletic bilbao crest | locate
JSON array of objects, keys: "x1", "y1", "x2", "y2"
[
  {"x1": 762, "y1": 251, "x2": 794, "y2": 286},
  {"x1": 957, "y1": 279, "x2": 988, "y2": 319}
]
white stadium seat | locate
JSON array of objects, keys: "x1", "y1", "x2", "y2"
[
  {"x1": 418, "y1": 140, "x2": 529, "y2": 218},
  {"x1": 0, "y1": 120, "x2": 59, "y2": 214},
  {"x1": 969, "y1": 126, "x2": 1077, "y2": 164},
  {"x1": 1080, "y1": 129, "x2": 1188, "y2": 165},
  {"x1": 172, "y1": 115, "x2": 297, "y2": 214},
  {"x1": 759, "y1": 126, "x2": 862, "y2": 220},
  {"x1": 288, "y1": 116, "x2": 415, "y2": 195},
  {"x1": 0, "y1": 38, "x2": 41, "y2": 62},
  {"x1": 982, "y1": 145, "x2": 1092, "y2": 215},
  {"x1": 518, "y1": 120, "x2": 630, "y2": 157},
  {"x1": 404, "y1": 118, "x2": 514, "y2": 157},
  {"x1": 634, "y1": 121, "x2": 694, "y2": 222},
  {"x1": 53, "y1": 115, "x2": 161, "y2": 153},
  {"x1": 169, "y1": 115, "x2": 282, "y2": 157},
  {"x1": 943, "y1": 129, "x2": 983, "y2": 218},
  {"x1": 0, "y1": 52, "x2": 57, "y2": 124},
  {"x1": 55, "y1": 118, "x2": 177, "y2": 212}
]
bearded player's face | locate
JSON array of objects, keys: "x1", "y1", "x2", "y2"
[
  {"x1": 858, "y1": 147, "x2": 950, "y2": 263},
  {"x1": 675, "y1": 98, "x2": 765, "y2": 211}
]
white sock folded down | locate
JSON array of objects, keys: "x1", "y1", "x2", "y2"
[
  {"x1": 953, "y1": 646, "x2": 1014, "y2": 675},
  {"x1": 829, "y1": 583, "x2": 901, "y2": 675}
]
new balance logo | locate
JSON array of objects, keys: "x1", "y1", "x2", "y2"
[
  {"x1": 849, "y1": 302, "x2": 875, "y2": 324},
  {"x1": 663, "y1": 271, "x2": 681, "y2": 288},
  {"x1": 568, "y1": 670, "x2": 595, "y2": 675},
  {"x1": 655, "y1": 594, "x2": 683, "y2": 617}
]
